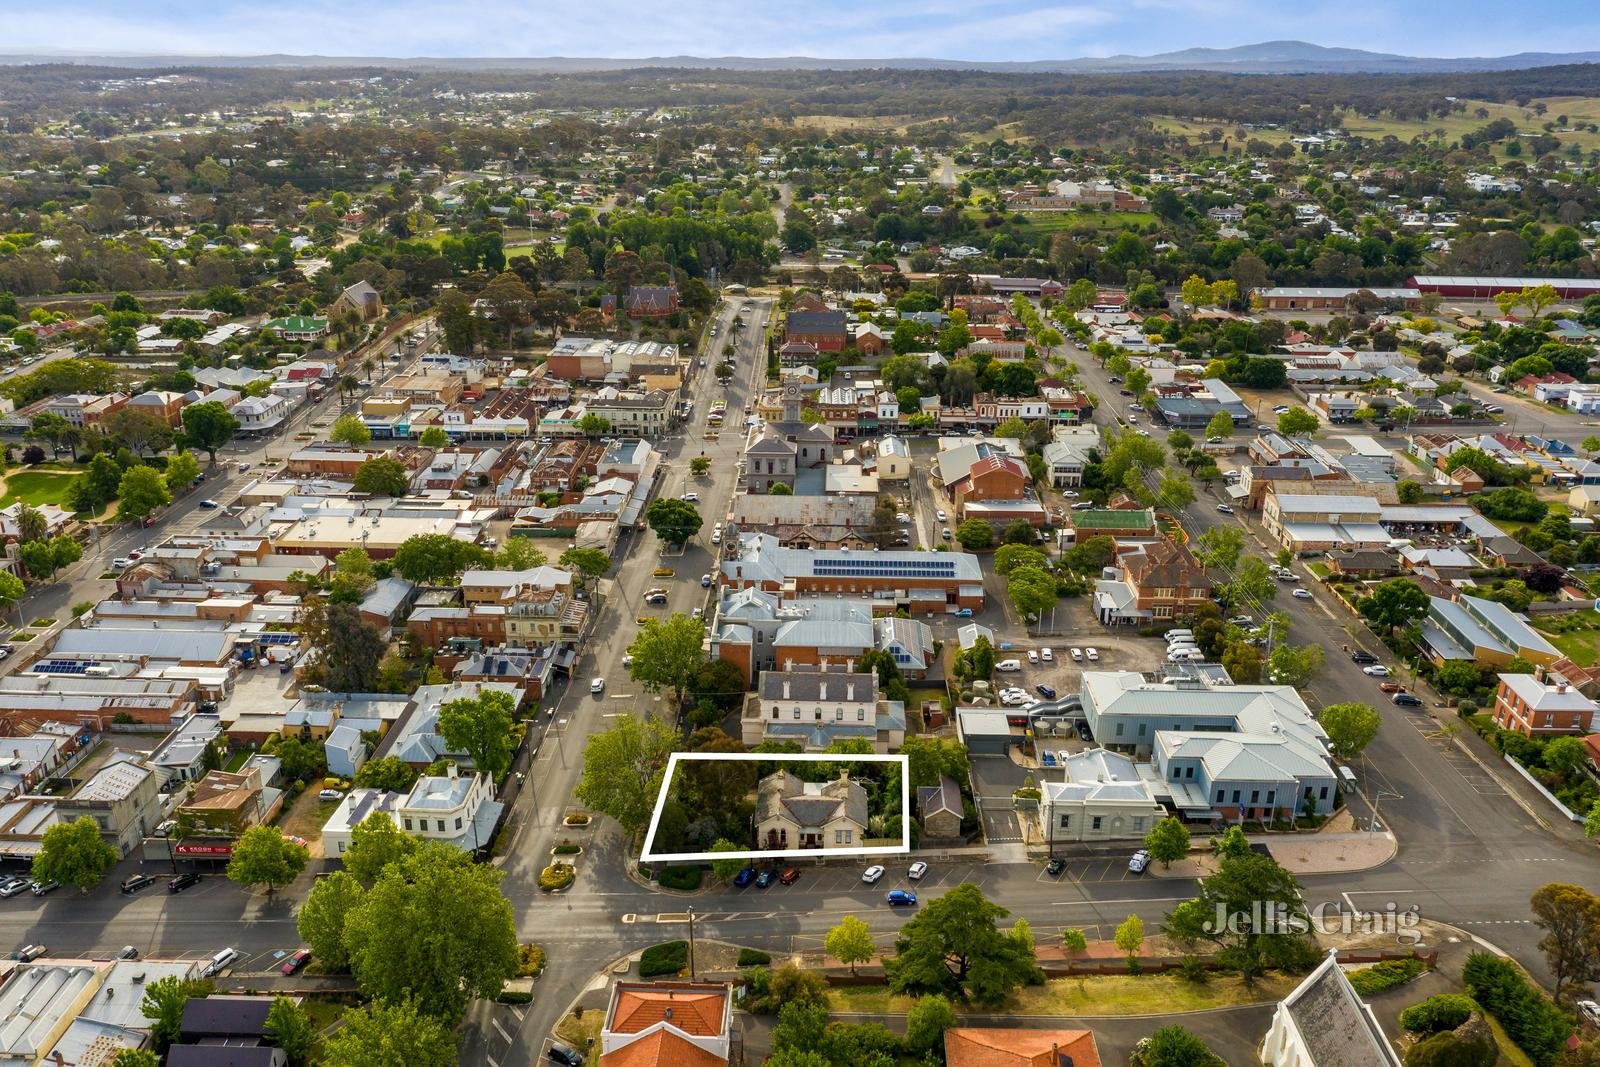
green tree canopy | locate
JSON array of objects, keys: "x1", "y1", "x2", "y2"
[
  {"x1": 437, "y1": 688, "x2": 516, "y2": 779},
  {"x1": 1359, "y1": 578, "x2": 1431, "y2": 634},
  {"x1": 181, "y1": 400, "x2": 240, "y2": 460},
  {"x1": 353, "y1": 455, "x2": 411, "y2": 496},
  {"x1": 115, "y1": 464, "x2": 172, "y2": 522},
  {"x1": 296, "y1": 869, "x2": 365, "y2": 971},
  {"x1": 226, "y1": 825, "x2": 310, "y2": 895},
  {"x1": 140, "y1": 976, "x2": 215, "y2": 1052},
  {"x1": 165, "y1": 450, "x2": 201, "y2": 490},
  {"x1": 575, "y1": 716, "x2": 679, "y2": 839},
  {"x1": 825, "y1": 914, "x2": 876, "y2": 975},
  {"x1": 32, "y1": 815, "x2": 118, "y2": 891},
  {"x1": 645, "y1": 497, "x2": 704, "y2": 546},
  {"x1": 1166, "y1": 852, "x2": 1315, "y2": 981},
  {"x1": 352, "y1": 755, "x2": 418, "y2": 794},
  {"x1": 1319, "y1": 702, "x2": 1382, "y2": 761},
  {"x1": 887, "y1": 882, "x2": 1042, "y2": 1004},
  {"x1": 344, "y1": 810, "x2": 421, "y2": 886},
  {"x1": 320, "y1": 997, "x2": 458, "y2": 1067},
  {"x1": 626, "y1": 613, "x2": 710, "y2": 711},
  {"x1": 1144, "y1": 816, "x2": 1191, "y2": 869},
  {"x1": 390, "y1": 533, "x2": 493, "y2": 584},
  {"x1": 329, "y1": 413, "x2": 373, "y2": 445}
]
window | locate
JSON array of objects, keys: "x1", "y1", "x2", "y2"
[
  {"x1": 793, "y1": 708, "x2": 800, "y2": 720},
  {"x1": 1137, "y1": 723, "x2": 1146, "y2": 737},
  {"x1": 1231, "y1": 790, "x2": 1240, "y2": 803},
  {"x1": 1250, "y1": 790, "x2": 1259, "y2": 804},
  {"x1": 857, "y1": 708, "x2": 865, "y2": 721},
  {"x1": 835, "y1": 709, "x2": 842, "y2": 721},
  {"x1": 455, "y1": 817, "x2": 463, "y2": 830},
  {"x1": 403, "y1": 818, "x2": 413, "y2": 830},
  {"x1": 1319, "y1": 786, "x2": 1329, "y2": 800},
  {"x1": 1091, "y1": 816, "x2": 1102, "y2": 831},
  {"x1": 1115, "y1": 722, "x2": 1125, "y2": 737},
  {"x1": 1185, "y1": 766, "x2": 1194, "y2": 779},
  {"x1": 436, "y1": 820, "x2": 445, "y2": 833},
  {"x1": 1132, "y1": 817, "x2": 1144, "y2": 831},
  {"x1": 1215, "y1": 790, "x2": 1225, "y2": 803},
  {"x1": 1266, "y1": 790, "x2": 1275, "y2": 805},
  {"x1": 1059, "y1": 814, "x2": 1070, "y2": 828}
]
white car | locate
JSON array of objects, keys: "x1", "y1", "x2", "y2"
[
  {"x1": 896, "y1": 512, "x2": 912, "y2": 524},
  {"x1": 1069, "y1": 647, "x2": 1083, "y2": 662},
  {"x1": 935, "y1": 509, "x2": 947, "y2": 522},
  {"x1": 682, "y1": 492, "x2": 699, "y2": 502},
  {"x1": 1040, "y1": 647, "x2": 1054, "y2": 662},
  {"x1": 861, "y1": 865, "x2": 885, "y2": 884},
  {"x1": 1362, "y1": 664, "x2": 1391, "y2": 677},
  {"x1": 908, "y1": 861, "x2": 928, "y2": 880},
  {"x1": 1128, "y1": 849, "x2": 1151, "y2": 874},
  {"x1": 1293, "y1": 588, "x2": 1312, "y2": 599},
  {"x1": 1027, "y1": 650, "x2": 1039, "y2": 664},
  {"x1": 710, "y1": 532, "x2": 721, "y2": 545},
  {"x1": 995, "y1": 659, "x2": 1023, "y2": 672},
  {"x1": 590, "y1": 677, "x2": 606, "y2": 693},
  {"x1": 1084, "y1": 648, "x2": 1100, "y2": 662},
  {"x1": 112, "y1": 557, "x2": 133, "y2": 569}
]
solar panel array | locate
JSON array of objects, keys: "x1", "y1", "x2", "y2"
[
  {"x1": 32, "y1": 660, "x2": 97, "y2": 675},
  {"x1": 259, "y1": 632, "x2": 298, "y2": 645},
  {"x1": 812, "y1": 558, "x2": 957, "y2": 578}
]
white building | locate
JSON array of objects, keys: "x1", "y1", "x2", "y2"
[
  {"x1": 1261, "y1": 949, "x2": 1402, "y2": 1066},
  {"x1": 233, "y1": 393, "x2": 290, "y2": 433},
  {"x1": 321, "y1": 767, "x2": 503, "y2": 858},
  {"x1": 1040, "y1": 749, "x2": 1167, "y2": 845}
]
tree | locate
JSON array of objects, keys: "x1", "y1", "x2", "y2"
[
  {"x1": 1360, "y1": 578, "x2": 1431, "y2": 634},
  {"x1": 1267, "y1": 643, "x2": 1325, "y2": 688},
  {"x1": 1157, "y1": 467, "x2": 1195, "y2": 511},
  {"x1": 709, "y1": 839, "x2": 746, "y2": 885},
  {"x1": 1589, "y1": 799, "x2": 1600, "y2": 839},
  {"x1": 140, "y1": 975, "x2": 215, "y2": 1052},
  {"x1": 320, "y1": 996, "x2": 458, "y2": 1067},
  {"x1": 111, "y1": 1051, "x2": 160, "y2": 1067},
  {"x1": 351, "y1": 455, "x2": 409, "y2": 497},
  {"x1": 322, "y1": 603, "x2": 386, "y2": 692},
  {"x1": 1545, "y1": 736, "x2": 1588, "y2": 777},
  {"x1": 107, "y1": 408, "x2": 175, "y2": 457},
  {"x1": 645, "y1": 497, "x2": 703, "y2": 546},
  {"x1": 329, "y1": 413, "x2": 373, "y2": 446},
  {"x1": 1205, "y1": 411, "x2": 1235, "y2": 439},
  {"x1": 298, "y1": 868, "x2": 365, "y2": 973},
  {"x1": 32, "y1": 815, "x2": 118, "y2": 891},
  {"x1": 559, "y1": 547, "x2": 612, "y2": 579},
  {"x1": 437, "y1": 688, "x2": 516, "y2": 779},
  {"x1": 0, "y1": 570, "x2": 25, "y2": 625},
  {"x1": 1131, "y1": 1026, "x2": 1225, "y2": 1067},
  {"x1": 887, "y1": 882, "x2": 1042, "y2": 1004},
  {"x1": 115, "y1": 465, "x2": 171, "y2": 522},
  {"x1": 165, "y1": 450, "x2": 201, "y2": 490},
  {"x1": 495, "y1": 537, "x2": 547, "y2": 570},
  {"x1": 1115, "y1": 914, "x2": 1145, "y2": 967},
  {"x1": 1166, "y1": 852, "x2": 1314, "y2": 982},
  {"x1": 1397, "y1": 479, "x2": 1427, "y2": 504},
  {"x1": 344, "y1": 809, "x2": 421, "y2": 886},
  {"x1": 181, "y1": 400, "x2": 239, "y2": 461},
  {"x1": 899, "y1": 736, "x2": 971, "y2": 790},
  {"x1": 994, "y1": 544, "x2": 1048, "y2": 577},
  {"x1": 768, "y1": 482, "x2": 793, "y2": 495},
  {"x1": 825, "y1": 915, "x2": 876, "y2": 975},
  {"x1": 627, "y1": 614, "x2": 709, "y2": 712},
  {"x1": 1530, "y1": 883, "x2": 1600, "y2": 1003},
  {"x1": 1276, "y1": 407, "x2": 1320, "y2": 436},
  {"x1": 954, "y1": 518, "x2": 994, "y2": 550},
  {"x1": 1007, "y1": 564, "x2": 1057, "y2": 620},
  {"x1": 1320, "y1": 702, "x2": 1382, "y2": 761},
  {"x1": 417, "y1": 426, "x2": 450, "y2": 447},
  {"x1": 391, "y1": 533, "x2": 492, "y2": 584},
  {"x1": 690, "y1": 455, "x2": 711, "y2": 476},
  {"x1": 904, "y1": 994, "x2": 958, "y2": 1055},
  {"x1": 1212, "y1": 825, "x2": 1252, "y2": 860},
  {"x1": 1585, "y1": 435, "x2": 1600, "y2": 455},
  {"x1": 1194, "y1": 525, "x2": 1245, "y2": 571},
  {"x1": 227, "y1": 825, "x2": 310, "y2": 895},
  {"x1": 1224, "y1": 556, "x2": 1276, "y2": 611},
  {"x1": 266, "y1": 996, "x2": 316, "y2": 1067},
  {"x1": 342, "y1": 843, "x2": 518, "y2": 1020},
  {"x1": 1144, "y1": 816, "x2": 1191, "y2": 869},
  {"x1": 576, "y1": 716, "x2": 679, "y2": 839}
]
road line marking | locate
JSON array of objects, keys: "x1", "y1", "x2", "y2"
[{"x1": 493, "y1": 1019, "x2": 514, "y2": 1044}]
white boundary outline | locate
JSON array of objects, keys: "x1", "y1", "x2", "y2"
[{"x1": 640, "y1": 751, "x2": 911, "y2": 862}]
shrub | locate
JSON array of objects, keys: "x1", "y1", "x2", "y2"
[
  {"x1": 29, "y1": 618, "x2": 52, "y2": 628},
  {"x1": 538, "y1": 863, "x2": 575, "y2": 892},
  {"x1": 1400, "y1": 994, "x2": 1477, "y2": 1034},
  {"x1": 1404, "y1": 1015, "x2": 1497, "y2": 1067},
  {"x1": 553, "y1": 843, "x2": 581, "y2": 855},
  {"x1": 71, "y1": 602, "x2": 94, "y2": 618},
  {"x1": 639, "y1": 941, "x2": 689, "y2": 978},
  {"x1": 656, "y1": 865, "x2": 703, "y2": 891},
  {"x1": 1176, "y1": 955, "x2": 1210, "y2": 985},
  {"x1": 1462, "y1": 950, "x2": 1571, "y2": 1065},
  {"x1": 495, "y1": 989, "x2": 535, "y2": 1005},
  {"x1": 1061, "y1": 928, "x2": 1088, "y2": 952},
  {"x1": 1347, "y1": 958, "x2": 1427, "y2": 996},
  {"x1": 737, "y1": 948, "x2": 772, "y2": 967},
  {"x1": 516, "y1": 944, "x2": 546, "y2": 977}
]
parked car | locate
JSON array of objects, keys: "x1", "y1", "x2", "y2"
[
  {"x1": 112, "y1": 557, "x2": 133, "y2": 569},
  {"x1": 1228, "y1": 615, "x2": 1253, "y2": 626},
  {"x1": 202, "y1": 947, "x2": 243, "y2": 977},
  {"x1": 318, "y1": 789, "x2": 343, "y2": 802},
  {"x1": 1362, "y1": 664, "x2": 1391, "y2": 677},
  {"x1": 733, "y1": 866, "x2": 757, "y2": 888},
  {"x1": 1084, "y1": 647, "x2": 1100, "y2": 662},
  {"x1": 953, "y1": 608, "x2": 973, "y2": 618},
  {"x1": 700, "y1": 574, "x2": 713, "y2": 588},
  {"x1": 936, "y1": 509, "x2": 947, "y2": 522},
  {"x1": 1035, "y1": 684, "x2": 1058, "y2": 700},
  {"x1": 1045, "y1": 858, "x2": 1066, "y2": 877},
  {"x1": 1378, "y1": 681, "x2": 1405, "y2": 693},
  {"x1": 1392, "y1": 693, "x2": 1425, "y2": 707},
  {"x1": 1027, "y1": 650, "x2": 1039, "y2": 664},
  {"x1": 589, "y1": 677, "x2": 606, "y2": 694},
  {"x1": 908, "y1": 862, "x2": 928, "y2": 880},
  {"x1": 1215, "y1": 504, "x2": 1234, "y2": 514},
  {"x1": 1292, "y1": 588, "x2": 1312, "y2": 599},
  {"x1": 1128, "y1": 849, "x2": 1151, "y2": 874},
  {"x1": 861, "y1": 865, "x2": 885, "y2": 884},
  {"x1": 779, "y1": 867, "x2": 802, "y2": 885},
  {"x1": 995, "y1": 659, "x2": 1023, "y2": 672},
  {"x1": 15, "y1": 945, "x2": 45, "y2": 962},
  {"x1": 682, "y1": 492, "x2": 699, "y2": 502},
  {"x1": 29, "y1": 880, "x2": 59, "y2": 896},
  {"x1": 117, "y1": 946, "x2": 140, "y2": 960},
  {"x1": 199, "y1": 499, "x2": 219, "y2": 509},
  {"x1": 941, "y1": 527, "x2": 952, "y2": 541},
  {"x1": 1351, "y1": 650, "x2": 1379, "y2": 665},
  {"x1": 1576, "y1": 999, "x2": 1600, "y2": 1029},
  {"x1": 652, "y1": 567, "x2": 675, "y2": 578},
  {"x1": 168, "y1": 872, "x2": 202, "y2": 893},
  {"x1": 1040, "y1": 647, "x2": 1054, "y2": 662},
  {"x1": 548, "y1": 1041, "x2": 587, "y2": 1066},
  {"x1": 0, "y1": 876, "x2": 30, "y2": 898},
  {"x1": 886, "y1": 889, "x2": 918, "y2": 906},
  {"x1": 754, "y1": 868, "x2": 777, "y2": 889},
  {"x1": 120, "y1": 874, "x2": 156, "y2": 894},
  {"x1": 1069, "y1": 647, "x2": 1083, "y2": 662}
]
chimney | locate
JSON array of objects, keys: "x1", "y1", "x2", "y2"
[
  {"x1": 782, "y1": 680, "x2": 790, "y2": 700},
  {"x1": 846, "y1": 682, "x2": 855, "y2": 701},
  {"x1": 1558, "y1": 682, "x2": 1569, "y2": 695},
  {"x1": 819, "y1": 681, "x2": 827, "y2": 701}
]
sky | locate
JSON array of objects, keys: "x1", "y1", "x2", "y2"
[{"x1": 6, "y1": 0, "x2": 1600, "y2": 62}]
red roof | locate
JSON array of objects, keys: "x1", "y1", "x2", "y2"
[
  {"x1": 945, "y1": 1027, "x2": 1101, "y2": 1067},
  {"x1": 599, "y1": 1030, "x2": 725, "y2": 1067}
]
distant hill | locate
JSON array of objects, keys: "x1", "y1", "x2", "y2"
[{"x1": 1, "y1": 40, "x2": 1598, "y2": 74}]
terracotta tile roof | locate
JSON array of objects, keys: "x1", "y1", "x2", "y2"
[
  {"x1": 944, "y1": 1027, "x2": 1102, "y2": 1067},
  {"x1": 610, "y1": 985, "x2": 727, "y2": 1037},
  {"x1": 599, "y1": 1030, "x2": 726, "y2": 1067}
]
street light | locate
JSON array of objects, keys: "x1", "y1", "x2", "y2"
[
  {"x1": 1368, "y1": 790, "x2": 1402, "y2": 837},
  {"x1": 687, "y1": 907, "x2": 697, "y2": 980}
]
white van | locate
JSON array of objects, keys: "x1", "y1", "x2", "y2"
[
  {"x1": 203, "y1": 947, "x2": 242, "y2": 977},
  {"x1": 995, "y1": 659, "x2": 1023, "y2": 672},
  {"x1": 1165, "y1": 629, "x2": 1194, "y2": 642}
]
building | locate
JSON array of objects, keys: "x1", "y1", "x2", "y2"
[
  {"x1": 917, "y1": 775, "x2": 963, "y2": 840},
  {"x1": 741, "y1": 386, "x2": 834, "y2": 493},
  {"x1": 54, "y1": 752, "x2": 163, "y2": 857},
  {"x1": 1041, "y1": 427, "x2": 1099, "y2": 488},
  {"x1": 169, "y1": 995, "x2": 289, "y2": 1067},
  {"x1": 945, "y1": 452, "x2": 1031, "y2": 522},
  {"x1": 1422, "y1": 594, "x2": 1561, "y2": 669},
  {"x1": 1258, "y1": 286, "x2": 1421, "y2": 310},
  {"x1": 755, "y1": 769, "x2": 868, "y2": 850},
  {"x1": 1094, "y1": 537, "x2": 1212, "y2": 627},
  {"x1": 722, "y1": 533, "x2": 985, "y2": 613},
  {"x1": 714, "y1": 591, "x2": 875, "y2": 683},
  {"x1": 264, "y1": 316, "x2": 330, "y2": 341},
  {"x1": 1262, "y1": 491, "x2": 1387, "y2": 555},
  {"x1": 784, "y1": 309, "x2": 848, "y2": 352},
  {"x1": 585, "y1": 389, "x2": 674, "y2": 438},
  {"x1": 1040, "y1": 748, "x2": 1165, "y2": 846},
  {"x1": 0, "y1": 962, "x2": 112, "y2": 1065},
  {"x1": 394, "y1": 767, "x2": 502, "y2": 853},
  {"x1": 742, "y1": 667, "x2": 904, "y2": 751},
  {"x1": 944, "y1": 1027, "x2": 1102, "y2": 1067},
  {"x1": 1261, "y1": 950, "x2": 1402, "y2": 1067},
  {"x1": 1493, "y1": 670, "x2": 1598, "y2": 737},
  {"x1": 1409, "y1": 275, "x2": 1600, "y2": 301},
  {"x1": 872, "y1": 435, "x2": 911, "y2": 481},
  {"x1": 600, "y1": 981, "x2": 732, "y2": 1066},
  {"x1": 624, "y1": 285, "x2": 680, "y2": 318},
  {"x1": 177, "y1": 766, "x2": 279, "y2": 834},
  {"x1": 233, "y1": 393, "x2": 290, "y2": 434},
  {"x1": 333, "y1": 279, "x2": 384, "y2": 321}
]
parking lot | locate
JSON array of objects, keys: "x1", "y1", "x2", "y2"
[
  {"x1": 1034, "y1": 854, "x2": 1153, "y2": 885},
  {"x1": 714, "y1": 857, "x2": 993, "y2": 902}
]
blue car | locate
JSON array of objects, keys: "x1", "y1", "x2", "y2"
[
  {"x1": 887, "y1": 889, "x2": 917, "y2": 906},
  {"x1": 953, "y1": 608, "x2": 973, "y2": 618},
  {"x1": 733, "y1": 866, "x2": 757, "y2": 888},
  {"x1": 1035, "y1": 684, "x2": 1057, "y2": 700},
  {"x1": 754, "y1": 868, "x2": 776, "y2": 888}
]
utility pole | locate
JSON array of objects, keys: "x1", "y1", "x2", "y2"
[{"x1": 687, "y1": 907, "x2": 697, "y2": 980}]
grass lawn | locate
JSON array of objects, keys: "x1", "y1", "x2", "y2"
[
  {"x1": 299, "y1": 994, "x2": 357, "y2": 1034},
  {"x1": 1483, "y1": 1011, "x2": 1537, "y2": 1067},
  {"x1": 554, "y1": 1008, "x2": 603, "y2": 1055},
  {"x1": 275, "y1": 788, "x2": 340, "y2": 859},
  {"x1": 0, "y1": 468, "x2": 80, "y2": 509},
  {"x1": 223, "y1": 750, "x2": 251, "y2": 772},
  {"x1": 829, "y1": 971, "x2": 1296, "y2": 1017}
]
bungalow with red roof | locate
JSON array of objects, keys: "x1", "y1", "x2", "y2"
[
  {"x1": 600, "y1": 982, "x2": 731, "y2": 1066},
  {"x1": 945, "y1": 1027, "x2": 1101, "y2": 1067}
]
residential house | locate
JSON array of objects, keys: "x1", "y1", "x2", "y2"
[
  {"x1": 1492, "y1": 670, "x2": 1598, "y2": 737},
  {"x1": 1261, "y1": 950, "x2": 1402, "y2": 1067},
  {"x1": 1041, "y1": 427, "x2": 1099, "y2": 488},
  {"x1": 1262, "y1": 491, "x2": 1387, "y2": 555},
  {"x1": 1422, "y1": 594, "x2": 1561, "y2": 669},
  {"x1": 325, "y1": 724, "x2": 367, "y2": 779},
  {"x1": 871, "y1": 435, "x2": 911, "y2": 481},
  {"x1": 756, "y1": 769, "x2": 870, "y2": 850},
  {"x1": 945, "y1": 453, "x2": 1035, "y2": 525},
  {"x1": 1094, "y1": 537, "x2": 1212, "y2": 627},
  {"x1": 944, "y1": 1027, "x2": 1102, "y2": 1067},
  {"x1": 599, "y1": 982, "x2": 732, "y2": 1066},
  {"x1": 233, "y1": 393, "x2": 290, "y2": 434},
  {"x1": 169, "y1": 996, "x2": 288, "y2": 1067},
  {"x1": 263, "y1": 316, "x2": 330, "y2": 341},
  {"x1": 742, "y1": 666, "x2": 904, "y2": 751}
]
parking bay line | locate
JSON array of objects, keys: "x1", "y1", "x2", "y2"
[
  {"x1": 1048, "y1": 896, "x2": 1192, "y2": 906},
  {"x1": 493, "y1": 1018, "x2": 515, "y2": 1045}
]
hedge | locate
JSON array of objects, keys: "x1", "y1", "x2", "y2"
[
  {"x1": 656, "y1": 865, "x2": 703, "y2": 891},
  {"x1": 538, "y1": 863, "x2": 575, "y2": 892},
  {"x1": 1461, "y1": 951, "x2": 1571, "y2": 1066},
  {"x1": 1347, "y1": 958, "x2": 1427, "y2": 996},
  {"x1": 1399, "y1": 993, "x2": 1476, "y2": 1034},
  {"x1": 737, "y1": 948, "x2": 771, "y2": 967},
  {"x1": 495, "y1": 990, "x2": 534, "y2": 1005},
  {"x1": 639, "y1": 941, "x2": 689, "y2": 978}
]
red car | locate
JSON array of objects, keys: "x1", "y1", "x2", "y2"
[
  {"x1": 281, "y1": 949, "x2": 311, "y2": 975},
  {"x1": 778, "y1": 867, "x2": 801, "y2": 886},
  {"x1": 1378, "y1": 681, "x2": 1405, "y2": 693}
]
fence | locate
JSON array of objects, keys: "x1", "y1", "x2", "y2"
[{"x1": 1500, "y1": 754, "x2": 1585, "y2": 823}]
